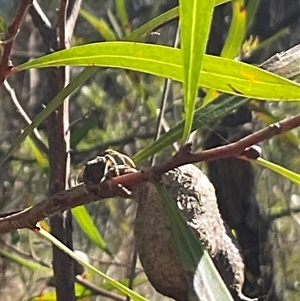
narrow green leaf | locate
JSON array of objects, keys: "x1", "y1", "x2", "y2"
[
  {"x1": 71, "y1": 114, "x2": 98, "y2": 149},
  {"x1": 123, "y1": 7, "x2": 179, "y2": 41},
  {"x1": 156, "y1": 185, "x2": 233, "y2": 301},
  {"x1": 221, "y1": 0, "x2": 246, "y2": 59},
  {"x1": 245, "y1": 0, "x2": 260, "y2": 29},
  {"x1": 3, "y1": 43, "x2": 300, "y2": 166},
  {"x1": 204, "y1": 0, "x2": 246, "y2": 105},
  {"x1": 156, "y1": 185, "x2": 204, "y2": 269},
  {"x1": 0, "y1": 16, "x2": 8, "y2": 36},
  {"x1": 124, "y1": 0, "x2": 230, "y2": 42},
  {"x1": 0, "y1": 249, "x2": 52, "y2": 274},
  {"x1": 36, "y1": 228, "x2": 149, "y2": 301},
  {"x1": 72, "y1": 205, "x2": 111, "y2": 254},
  {"x1": 80, "y1": 9, "x2": 117, "y2": 41},
  {"x1": 255, "y1": 158, "x2": 300, "y2": 186},
  {"x1": 24, "y1": 135, "x2": 49, "y2": 168},
  {"x1": 180, "y1": 0, "x2": 215, "y2": 142},
  {"x1": 116, "y1": 0, "x2": 131, "y2": 36},
  {"x1": 0, "y1": 67, "x2": 99, "y2": 167},
  {"x1": 101, "y1": 276, "x2": 148, "y2": 291},
  {"x1": 215, "y1": 0, "x2": 231, "y2": 5},
  {"x1": 107, "y1": 9, "x2": 124, "y2": 39},
  {"x1": 12, "y1": 43, "x2": 300, "y2": 100},
  {"x1": 2, "y1": 17, "x2": 178, "y2": 166},
  {"x1": 123, "y1": 1, "x2": 230, "y2": 42},
  {"x1": 133, "y1": 93, "x2": 249, "y2": 163}
]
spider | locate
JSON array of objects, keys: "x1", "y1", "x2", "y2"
[{"x1": 81, "y1": 149, "x2": 136, "y2": 185}]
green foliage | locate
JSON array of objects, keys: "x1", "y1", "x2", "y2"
[
  {"x1": 179, "y1": 0, "x2": 215, "y2": 141},
  {"x1": 1, "y1": 1, "x2": 300, "y2": 300},
  {"x1": 156, "y1": 185, "x2": 234, "y2": 301},
  {"x1": 37, "y1": 228, "x2": 148, "y2": 301},
  {"x1": 14, "y1": 42, "x2": 300, "y2": 101},
  {"x1": 134, "y1": 93, "x2": 249, "y2": 163},
  {"x1": 72, "y1": 205, "x2": 112, "y2": 254},
  {"x1": 0, "y1": 16, "x2": 8, "y2": 41},
  {"x1": 256, "y1": 158, "x2": 300, "y2": 185}
]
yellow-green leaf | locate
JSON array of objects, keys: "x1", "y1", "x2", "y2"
[{"x1": 180, "y1": 0, "x2": 215, "y2": 141}]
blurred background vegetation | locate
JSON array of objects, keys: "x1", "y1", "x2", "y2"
[{"x1": 0, "y1": 0, "x2": 299, "y2": 300}]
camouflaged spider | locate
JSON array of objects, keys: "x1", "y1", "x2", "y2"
[{"x1": 81, "y1": 149, "x2": 136, "y2": 185}]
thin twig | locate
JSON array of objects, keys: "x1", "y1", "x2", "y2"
[
  {"x1": 0, "y1": 238, "x2": 51, "y2": 268},
  {"x1": 150, "y1": 113, "x2": 300, "y2": 176},
  {"x1": 3, "y1": 80, "x2": 48, "y2": 156},
  {"x1": 28, "y1": 0, "x2": 54, "y2": 50},
  {"x1": 66, "y1": 0, "x2": 83, "y2": 44},
  {"x1": 150, "y1": 23, "x2": 181, "y2": 165},
  {"x1": 0, "y1": 0, "x2": 33, "y2": 86}
]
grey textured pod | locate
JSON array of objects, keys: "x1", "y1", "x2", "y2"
[{"x1": 134, "y1": 164, "x2": 249, "y2": 301}]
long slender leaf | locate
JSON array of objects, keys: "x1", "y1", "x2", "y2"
[
  {"x1": 116, "y1": 0, "x2": 131, "y2": 36},
  {"x1": 133, "y1": 93, "x2": 249, "y2": 163},
  {"x1": 80, "y1": 9, "x2": 117, "y2": 41},
  {"x1": 180, "y1": 0, "x2": 215, "y2": 142},
  {"x1": 0, "y1": 249, "x2": 52, "y2": 274},
  {"x1": 204, "y1": 0, "x2": 246, "y2": 105},
  {"x1": 245, "y1": 0, "x2": 260, "y2": 29},
  {"x1": 36, "y1": 227, "x2": 149, "y2": 301},
  {"x1": 24, "y1": 135, "x2": 49, "y2": 168},
  {"x1": 221, "y1": 0, "x2": 246, "y2": 59},
  {"x1": 3, "y1": 43, "x2": 299, "y2": 167},
  {"x1": 72, "y1": 205, "x2": 112, "y2": 255},
  {"x1": 156, "y1": 185, "x2": 234, "y2": 301},
  {"x1": 12, "y1": 43, "x2": 300, "y2": 100},
  {"x1": 124, "y1": 1, "x2": 230, "y2": 42},
  {"x1": 255, "y1": 158, "x2": 300, "y2": 186}
]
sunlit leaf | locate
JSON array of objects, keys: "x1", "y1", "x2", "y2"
[
  {"x1": 24, "y1": 135, "x2": 48, "y2": 168},
  {"x1": 255, "y1": 158, "x2": 300, "y2": 186},
  {"x1": 204, "y1": 0, "x2": 246, "y2": 105},
  {"x1": 180, "y1": 0, "x2": 215, "y2": 142},
  {"x1": 102, "y1": 276, "x2": 148, "y2": 291},
  {"x1": 13, "y1": 43, "x2": 300, "y2": 101},
  {"x1": 221, "y1": 0, "x2": 246, "y2": 59},
  {"x1": 29, "y1": 283, "x2": 94, "y2": 301}
]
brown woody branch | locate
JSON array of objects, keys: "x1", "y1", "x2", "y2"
[
  {"x1": 0, "y1": 113, "x2": 299, "y2": 235},
  {"x1": 0, "y1": 0, "x2": 33, "y2": 86}
]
